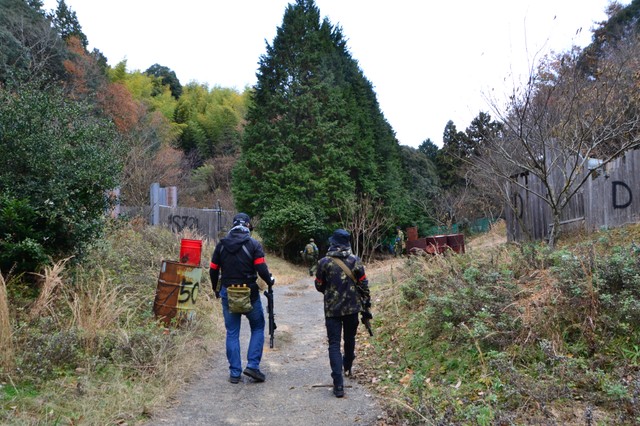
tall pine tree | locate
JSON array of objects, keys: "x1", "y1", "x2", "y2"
[{"x1": 233, "y1": 0, "x2": 405, "y2": 254}]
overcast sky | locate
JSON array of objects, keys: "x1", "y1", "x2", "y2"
[{"x1": 43, "y1": 0, "x2": 624, "y2": 148}]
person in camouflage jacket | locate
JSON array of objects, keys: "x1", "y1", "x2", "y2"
[
  {"x1": 301, "y1": 238, "x2": 319, "y2": 276},
  {"x1": 314, "y1": 228, "x2": 371, "y2": 398}
]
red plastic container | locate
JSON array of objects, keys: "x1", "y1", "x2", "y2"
[{"x1": 179, "y1": 239, "x2": 203, "y2": 266}]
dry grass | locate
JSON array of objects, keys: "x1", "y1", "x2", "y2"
[
  {"x1": 0, "y1": 224, "x2": 230, "y2": 425},
  {"x1": 0, "y1": 272, "x2": 14, "y2": 372},
  {"x1": 466, "y1": 219, "x2": 507, "y2": 252},
  {"x1": 505, "y1": 268, "x2": 569, "y2": 351},
  {"x1": 29, "y1": 256, "x2": 71, "y2": 321},
  {"x1": 264, "y1": 254, "x2": 307, "y2": 287},
  {"x1": 66, "y1": 267, "x2": 126, "y2": 353}
]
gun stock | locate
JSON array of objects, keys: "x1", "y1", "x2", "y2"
[{"x1": 264, "y1": 284, "x2": 276, "y2": 348}]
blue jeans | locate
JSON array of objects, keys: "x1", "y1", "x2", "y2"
[
  {"x1": 221, "y1": 286, "x2": 265, "y2": 378},
  {"x1": 325, "y1": 313, "x2": 359, "y2": 386}
]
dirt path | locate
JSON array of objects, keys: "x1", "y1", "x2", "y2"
[{"x1": 147, "y1": 276, "x2": 384, "y2": 426}]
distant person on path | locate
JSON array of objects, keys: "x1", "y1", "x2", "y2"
[
  {"x1": 314, "y1": 229, "x2": 371, "y2": 398},
  {"x1": 301, "y1": 238, "x2": 319, "y2": 276},
  {"x1": 209, "y1": 213, "x2": 275, "y2": 384},
  {"x1": 394, "y1": 226, "x2": 405, "y2": 257}
]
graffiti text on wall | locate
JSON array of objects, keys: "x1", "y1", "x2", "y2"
[{"x1": 169, "y1": 214, "x2": 199, "y2": 233}]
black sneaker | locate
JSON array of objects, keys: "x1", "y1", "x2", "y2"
[
  {"x1": 333, "y1": 385, "x2": 344, "y2": 398},
  {"x1": 229, "y1": 375, "x2": 241, "y2": 384},
  {"x1": 243, "y1": 367, "x2": 265, "y2": 382},
  {"x1": 344, "y1": 367, "x2": 352, "y2": 377}
]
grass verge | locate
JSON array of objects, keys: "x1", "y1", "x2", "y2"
[
  {"x1": 1, "y1": 220, "x2": 222, "y2": 425},
  {"x1": 360, "y1": 224, "x2": 640, "y2": 425},
  {"x1": 0, "y1": 220, "x2": 305, "y2": 425}
]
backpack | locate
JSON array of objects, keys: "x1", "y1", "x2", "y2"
[{"x1": 305, "y1": 244, "x2": 314, "y2": 255}]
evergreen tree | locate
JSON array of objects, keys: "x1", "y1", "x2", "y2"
[
  {"x1": 0, "y1": 80, "x2": 122, "y2": 274},
  {"x1": 435, "y1": 120, "x2": 467, "y2": 189},
  {"x1": 399, "y1": 146, "x2": 439, "y2": 233},
  {"x1": 464, "y1": 111, "x2": 504, "y2": 157},
  {"x1": 145, "y1": 63, "x2": 182, "y2": 99},
  {"x1": 51, "y1": 0, "x2": 88, "y2": 49},
  {"x1": 579, "y1": 0, "x2": 640, "y2": 75},
  {"x1": 233, "y1": 0, "x2": 405, "y2": 253},
  {"x1": 418, "y1": 138, "x2": 439, "y2": 161}
]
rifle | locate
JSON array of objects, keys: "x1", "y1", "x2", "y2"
[
  {"x1": 264, "y1": 281, "x2": 276, "y2": 348},
  {"x1": 361, "y1": 310, "x2": 373, "y2": 336}
]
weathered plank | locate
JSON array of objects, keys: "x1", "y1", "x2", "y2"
[{"x1": 507, "y1": 148, "x2": 640, "y2": 242}]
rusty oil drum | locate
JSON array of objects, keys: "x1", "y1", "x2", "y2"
[
  {"x1": 153, "y1": 260, "x2": 202, "y2": 325},
  {"x1": 406, "y1": 226, "x2": 418, "y2": 242}
]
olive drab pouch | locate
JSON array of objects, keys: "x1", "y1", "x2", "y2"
[{"x1": 227, "y1": 284, "x2": 252, "y2": 313}]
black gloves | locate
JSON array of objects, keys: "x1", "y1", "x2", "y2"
[
  {"x1": 215, "y1": 291, "x2": 220, "y2": 299},
  {"x1": 361, "y1": 311, "x2": 373, "y2": 320}
]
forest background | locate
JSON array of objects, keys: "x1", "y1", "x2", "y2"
[
  {"x1": 3, "y1": 0, "x2": 640, "y2": 424},
  {"x1": 0, "y1": 0, "x2": 512, "y2": 275}
]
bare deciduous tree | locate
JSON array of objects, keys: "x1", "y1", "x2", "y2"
[
  {"x1": 339, "y1": 195, "x2": 392, "y2": 263},
  {"x1": 1, "y1": 4, "x2": 67, "y2": 81},
  {"x1": 184, "y1": 155, "x2": 238, "y2": 210},
  {"x1": 477, "y1": 39, "x2": 640, "y2": 247}
]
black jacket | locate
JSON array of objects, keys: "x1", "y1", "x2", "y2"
[{"x1": 209, "y1": 226, "x2": 272, "y2": 301}]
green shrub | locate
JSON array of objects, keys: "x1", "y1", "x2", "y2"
[
  {"x1": 17, "y1": 330, "x2": 83, "y2": 379},
  {"x1": 258, "y1": 201, "x2": 326, "y2": 258},
  {"x1": 595, "y1": 245, "x2": 640, "y2": 295},
  {"x1": 0, "y1": 81, "x2": 122, "y2": 276},
  {"x1": 0, "y1": 196, "x2": 49, "y2": 274}
]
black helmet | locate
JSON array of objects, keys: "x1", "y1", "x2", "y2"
[{"x1": 233, "y1": 213, "x2": 251, "y2": 228}]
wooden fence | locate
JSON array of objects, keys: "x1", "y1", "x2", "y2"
[
  {"x1": 115, "y1": 183, "x2": 234, "y2": 242},
  {"x1": 506, "y1": 148, "x2": 640, "y2": 242},
  {"x1": 158, "y1": 205, "x2": 234, "y2": 240}
]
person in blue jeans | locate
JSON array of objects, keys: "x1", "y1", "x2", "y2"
[{"x1": 210, "y1": 213, "x2": 275, "y2": 384}]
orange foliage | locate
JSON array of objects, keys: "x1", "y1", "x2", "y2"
[
  {"x1": 62, "y1": 36, "x2": 93, "y2": 99},
  {"x1": 62, "y1": 36, "x2": 146, "y2": 134},
  {"x1": 96, "y1": 83, "x2": 144, "y2": 133}
]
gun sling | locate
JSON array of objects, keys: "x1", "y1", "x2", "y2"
[
  {"x1": 330, "y1": 257, "x2": 373, "y2": 336},
  {"x1": 331, "y1": 257, "x2": 357, "y2": 283}
]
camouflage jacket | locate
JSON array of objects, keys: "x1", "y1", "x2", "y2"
[{"x1": 314, "y1": 247, "x2": 370, "y2": 318}]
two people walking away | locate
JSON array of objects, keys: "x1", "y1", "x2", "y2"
[
  {"x1": 209, "y1": 220, "x2": 371, "y2": 401},
  {"x1": 209, "y1": 213, "x2": 276, "y2": 384},
  {"x1": 301, "y1": 238, "x2": 319, "y2": 276},
  {"x1": 315, "y1": 229, "x2": 371, "y2": 398}
]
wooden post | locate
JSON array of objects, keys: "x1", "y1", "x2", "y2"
[{"x1": 150, "y1": 182, "x2": 160, "y2": 226}]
